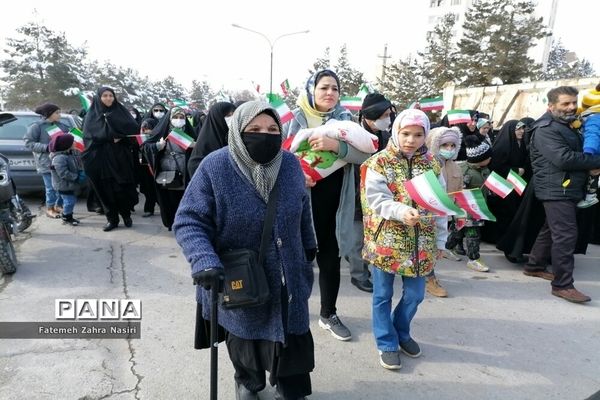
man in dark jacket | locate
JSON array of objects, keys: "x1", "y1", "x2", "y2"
[{"x1": 526, "y1": 86, "x2": 600, "y2": 303}]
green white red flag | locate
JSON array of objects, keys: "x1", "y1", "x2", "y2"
[
  {"x1": 484, "y1": 171, "x2": 514, "y2": 198},
  {"x1": 280, "y1": 79, "x2": 290, "y2": 97},
  {"x1": 171, "y1": 99, "x2": 190, "y2": 110},
  {"x1": 506, "y1": 169, "x2": 527, "y2": 196},
  {"x1": 69, "y1": 127, "x2": 85, "y2": 152},
  {"x1": 167, "y1": 129, "x2": 194, "y2": 150},
  {"x1": 404, "y1": 170, "x2": 466, "y2": 216},
  {"x1": 452, "y1": 188, "x2": 496, "y2": 221},
  {"x1": 340, "y1": 96, "x2": 362, "y2": 111},
  {"x1": 356, "y1": 84, "x2": 370, "y2": 100},
  {"x1": 267, "y1": 93, "x2": 294, "y2": 124},
  {"x1": 46, "y1": 125, "x2": 63, "y2": 138},
  {"x1": 447, "y1": 109, "x2": 471, "y2": 125},
  {"x1": 78, "y1": 92, "x2": 92, "y2": 111},
  {"x1": 135, "y1": 134, "x2": 150, "y2": 146},
  {"x1": 419, "y1": 96, "x2": 444, "y2": 111}
]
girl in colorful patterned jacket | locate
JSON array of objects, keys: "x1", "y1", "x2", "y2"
[{"x1": 361, "y1": 109, "x2": 448, "y2": 370}]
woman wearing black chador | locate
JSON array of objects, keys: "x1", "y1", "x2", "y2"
[{"x1": 82, "y1": 87, "x2": 139, "y2": 231}]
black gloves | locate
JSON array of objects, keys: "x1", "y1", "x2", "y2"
[
  {"x1": 192, "y1": 268, "x2": 224, "y2": 290},
  {"x1": 305, "y1": 248, "x2": 317, "y2": 262}
]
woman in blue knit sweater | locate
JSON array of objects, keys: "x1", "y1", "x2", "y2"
[{"x1": 173, "y1": 101, "x2": 317, "y2": 400}]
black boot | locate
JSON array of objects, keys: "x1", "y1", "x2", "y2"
[
  {"x1": 122, "y1": 216, "x2": 133, "y2": 228},
  {"x1": 61, "y1": 213, "x2": 80, "y2": 226},
  {"x1": 103, "y1": 221, "x2": 118, "y2": 232}
]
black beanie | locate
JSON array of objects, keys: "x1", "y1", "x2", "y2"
[
  {"x1": 34, "y1": 103, "x2": 60, "y2": 119},
  {"x1": 360, "y1": 93, "x2": 391, "y2": 121},
  {"x1": 464, "y1": 134, "x2": 492, "y2": 164},
  {"x1": 49, "y1": 133, "x2": 74, "y2": 152}
]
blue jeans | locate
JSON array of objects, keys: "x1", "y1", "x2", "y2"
[
  {"x1": 372, "y1": 267, "x2": 425, "y2": 352},
  {"x1": 60, "y1": 194, "x2": 77, "y2": 216},
  {"x1": 41, "y1": 173, "x2": 61, "y2": 208}
]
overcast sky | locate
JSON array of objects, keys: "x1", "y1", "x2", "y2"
[{"x1": 0, "y1": 0, "x2": 597, "y2": 93}]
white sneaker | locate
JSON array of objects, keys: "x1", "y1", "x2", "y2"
[
  {"x1": 466, "y1": 259, "x2": 489, "y2": 272},
  {"x1": 577, "y1": 196, "x2": 599, "y2": 209},
  {"x1": 442, "y1": 249, "x2": 462, "y2": 261}
]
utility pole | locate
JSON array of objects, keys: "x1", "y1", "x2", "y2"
[
  {"x1": 377, "y1": 43, "x2": 392, "y2": 82},
  {"x1": 541, "y1": 0, "x2": 559, "y2": 73}
]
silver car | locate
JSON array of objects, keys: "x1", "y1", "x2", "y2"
[{"x1": 0, "y1": 111, "x2": 82, "y2": 192}]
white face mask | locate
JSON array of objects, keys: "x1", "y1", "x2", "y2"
[
  {"x1": 225, "y1": 116, "x2": 233, "y2": 127},
  {"x1": 373, "y1": 117, "x2": 391, "y2": 131},
  {"x1": 171, "y1": 118, "x2": 186, "y2": 128},
  {"x1": 130, "y1": 112, "x2": 137, "y2": 119},
  {"x1": 153, "y1": 111, "x2": 165, "y2": 119}
]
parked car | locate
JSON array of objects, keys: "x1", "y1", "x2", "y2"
[{"x1": 0, "y1": 111, "x2": 82, "y2": 192}]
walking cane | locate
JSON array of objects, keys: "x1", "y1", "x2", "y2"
[{"x1": 209, "y1": 274, "x2": 222, "y2": 400}]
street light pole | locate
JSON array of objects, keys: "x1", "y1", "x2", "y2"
[{"x1": 232, "y1": 24, "x2": 309, "y2": 95}]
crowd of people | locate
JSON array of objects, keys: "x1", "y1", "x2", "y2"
[{"x1": 24, "y1": 72, "x2": 600, "y2": 399}]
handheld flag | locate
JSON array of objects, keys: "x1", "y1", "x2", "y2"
[
  {"x1": 419, "y1": 96, "x2": 444, "y2": 112},
  {"x1": 356, "y1": 84, "x2": 370, "y2": 100},
  {"x1": 452, "y1": 189, "x2": 496, "y2": 221},
  {"x1": 404, "y1": 170, "x2": 466, "y2": 216},
  {"x1": 167, "y1": 128, "x2": 194, "y2": 150},
  {"x1": 447, "y1": 109, "x2": 472, "y2": 125},
  {"x1": 267, "y1": 93, "x2": 294, "y2": 124},
  {"x1": 340, "y1": 96, "x2": 362, "y2": 111},
  {"x1": 506, "y1": 169, "x2": 527, "y2": 196},
  {"x1": 484, "y1": 171, "x2": 514, "y2": 198},
  {"x1": 69, "y1": 128, "x2": 85, "y2": 152},
  {"x1": 46, "y1": 125, "x2": 64, "y2": 138},
  {"x1": 78, "y1": 93, "x2": 92, "y2": 111},
  {"x1": 280, "y1": 79, "x2": 290, "y2": 97}
]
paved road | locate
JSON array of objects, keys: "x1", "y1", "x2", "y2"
[{"x1": 0, "y1": 197, "x2": 599, "y2": 400}]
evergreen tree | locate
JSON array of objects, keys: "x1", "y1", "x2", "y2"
[
  {"x1": 155, "y1": 76, "x2": 187, "y2": 105},
  {"x1": 334, "y1": 44, "x2": 365, "y2": 97},
  {"x1": 1, "y1": 21, "x2": 88, "y2": 109},
  {"x1": 308, "y1": 47, "x2": 331, "y2": 76},
  {"x1": 378, "y1": 56, "x2": 430, "y2": 109},
  {"x1": 456, "y1": 0, "x2": 548, "y2": 86},
  {"x1": 189, "y1": 80, "x2": 214, "y2": 111},
  {"x1": 541, "y1": 39, "x2": 596, "y2": 80},
  {"x1": 420, "y1": 13, "x2": 459, "y2": 94}
]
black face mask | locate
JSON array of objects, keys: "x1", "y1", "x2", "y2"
[{"x1": 241, "y1": 132, "x2": 282, "y2": 164}]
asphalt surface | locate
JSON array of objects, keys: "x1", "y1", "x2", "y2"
[{"x1": 0, "y1": 196, "x2": 599, "y2": 400}]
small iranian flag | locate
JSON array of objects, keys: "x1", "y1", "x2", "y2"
[
  {"x1": 356, "y1": 84, "x2": 370, "y2": 99},
  {"x1": 419, "y1": 96, "x2": 444, "y2": 111},
  {"x1": 506, "y1": 169, "x2": 527, "y2": 196},
  {"x1": 280, "y1": 79, "x2": 290, "y2": 96},
  {"x1": 484, "y1": 171, "x2": 514, "y2": 198},
  {"x1": 46, "y1": 125, "x2": 63, "y2": 138},
  {"x1": 267, "y1": 93, "x2": 294, "y2": 124},
  {"x1": 452, "y1": 189, "x2": 496, "y2": 221},
  {"x1": 167, "y1": 129, "x2": 194, "y2": 150},
  {"x1": 404, "y1": 170, "x2": 466, "y2": 216},
  {"x1": 69, "y1": 128, "x2": 85, "y2": 152},
  {"x1": 135, "y1": 134, "x2": 150, "y2": 146},
  {"x1": 447, "y1": 109, "x2": 472, "y2": 125},
  {"x1": 340, "y1": 96, "x2": 362, "y2": 111},
  {"x1": 171, "y1": 99, "x2": 190, "y2": 110},
  {"x1": 78, "y1": 92, "x2": 92, "y2": 111}
]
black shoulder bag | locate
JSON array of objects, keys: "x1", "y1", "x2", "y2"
[
  {"x1": 156, "y1": 141, "x2": 185, "y2": 190},
  {"x1": 219, "y1": 184, "x2": 279, "y2": 309}
]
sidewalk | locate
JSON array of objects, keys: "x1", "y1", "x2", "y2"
[{"x1": 0, "y1": 199, "x2": 599, "y2": 399}]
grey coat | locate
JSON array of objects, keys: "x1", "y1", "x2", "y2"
[
  {"x1": 530, "y1": 112, "x2": 600, "y2": 201},
  {"x1": 50, "y1": 151, "x2": 81, "y2": 192},
  {"x1": 24, "y1": 120, "x2": 70, "y2": 174}
]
